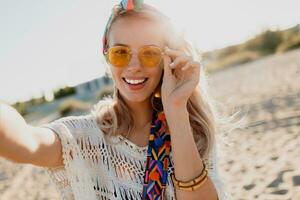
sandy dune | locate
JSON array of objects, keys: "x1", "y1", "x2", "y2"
[{"x1": 209, "y1": 49, "x2": 300, "y2": 200}]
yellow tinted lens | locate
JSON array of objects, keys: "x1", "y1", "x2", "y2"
[
  {"x1": 139, "y1": 46, "x2": 162, "y2": 68},
  {"x1": 107, "y1": 46, "x2": 131, "y2": 67}
]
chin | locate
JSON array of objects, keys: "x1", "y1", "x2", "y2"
[
  {"x1": 117, "y1": 81, "x2": 155, "y2": 102},
  {"x1": 123, "y1": 93, "x2": 151, "y2": 103},
  {"x1": 117, "y1": 88, "x2": 152, "y2": 102}
]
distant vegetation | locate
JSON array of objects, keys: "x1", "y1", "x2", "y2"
[
  {"x1": 58, "y1": 98, "x2": 91, "y2": 116},
  {"x1": 58, "y1": 84, "x2": 115, "y2": 117},
  {"x1": 11, "y1": 96, "x2": 47, "y2": 116},
  {"x1": 11, "y1": 86, "x2": 77, "y2": 116},
  {"x1": 10, "y1": 84, "x2": 113, "y2": 117},
  {"x1": 12, "y1": 101, "x2": 28, "y2": 116},
  {"x1": 97, "y1": 85, "x2": 114, "y2": 100},
  {"x1": 53, "y1": 86, "x2": 76, "y2": 99},
  {"x1": 203, "y1": 24, "x2": 300, "y2": 73}
]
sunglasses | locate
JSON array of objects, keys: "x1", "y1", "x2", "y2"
[{"x1": 104, "y1": 45, "x2": 164, "y2": 68}]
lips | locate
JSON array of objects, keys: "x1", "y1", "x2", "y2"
[
  {"x1": 122, "y1": 78, "x2": 148, "y2": 90},
  {"x1": 122, "y1": 78, "x2": 148, "y2": 85}
]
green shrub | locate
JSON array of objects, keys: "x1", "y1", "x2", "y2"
[
  {"x1": 12, "y1": 102, "x2": 27, "y2": 116},
  {"x1": 54, "y1": 86, "x2": 76, "y2": 100},
  {"x1": 29, "y1": 96, "x2": 46, "y2": 106},
  {"x1": 245, "y1": 30, "x2": 283, "y2": 54}
]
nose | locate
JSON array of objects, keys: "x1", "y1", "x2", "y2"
[{"x1": 126, "y1": 52, "x2": 142, "y2": 71}]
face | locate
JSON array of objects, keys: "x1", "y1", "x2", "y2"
[{"x1": 108, "y1": 17, "x2": 165, "y2": 103}]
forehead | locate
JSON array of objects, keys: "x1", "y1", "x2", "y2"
[{"x1": 109, "y1": 17, "x2": 165, "y2": 48}]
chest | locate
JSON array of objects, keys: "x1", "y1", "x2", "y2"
[
  {"x1": 125, "y1": 131, "x2": 149, "y2": 148},
  {"x1": 85, "y1": 137, "x2": 176, "y2": 199}
]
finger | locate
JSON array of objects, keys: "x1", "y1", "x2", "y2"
[
  {"x1": 170, "y1": 55, "x2": 192, "y2": 69},
  {"x1": 163, "y1": 54, "x2": 173, "y2": 77},
  {"x1": 164, "y1": 47, "x2": 185, "y2": 59},
  {"x1": 182, "y1": 61, "x2": 200, "y2": 71}
]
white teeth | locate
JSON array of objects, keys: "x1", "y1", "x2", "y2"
[{"x1": 124, "y1": 78, "x2": 146, "y2": 84}]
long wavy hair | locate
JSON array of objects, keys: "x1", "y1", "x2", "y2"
[{"x1": 91, "y1": 4, "x2": 243, "y2": 159}]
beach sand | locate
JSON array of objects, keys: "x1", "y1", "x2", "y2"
[{"x1": 209, "y1": 49, "x2": 300, "y2": 199}]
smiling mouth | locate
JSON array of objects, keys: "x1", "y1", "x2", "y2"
[{"x1": 122, "y1": 78, "x2": 149, "y2": 85}]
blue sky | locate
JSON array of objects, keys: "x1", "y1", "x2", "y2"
[{"x1": 1, "y1": 0, "x2": 299, "y2": 104}]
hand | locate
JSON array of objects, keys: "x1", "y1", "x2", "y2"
[{"x1": 161, "y1": 47, "x2": 201, "y2": 109}]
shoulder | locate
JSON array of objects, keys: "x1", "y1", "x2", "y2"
[
  {"x1": 41, "y1": 114, "x2": 104, "y2": 140},
  {"x1": 54, "y1": 114, "x2": 99, "y2": 130}
]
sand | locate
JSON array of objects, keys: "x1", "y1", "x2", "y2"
[{"x1": 209, "y1": 49, "x2": 300, "y2": 200}]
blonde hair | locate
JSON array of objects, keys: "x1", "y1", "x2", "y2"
[{"x1": 91, "y1": 4, "x2": 244, "y2": 159}]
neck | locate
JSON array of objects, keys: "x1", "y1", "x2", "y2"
[{"x1": 126, "y1": 98, "x2": 153, "y2": 129}]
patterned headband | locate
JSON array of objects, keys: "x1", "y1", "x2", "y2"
[{"x1": 102, "y1": 0, "x2": 144, "y2": 55}]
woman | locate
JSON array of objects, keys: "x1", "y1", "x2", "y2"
[{"x1": 0, "y1": 0, "x2": 228, "y2": 199}]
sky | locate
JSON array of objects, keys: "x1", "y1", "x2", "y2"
[{"x1": 0, "y1": 0, "x2": 299, "y2": 104}]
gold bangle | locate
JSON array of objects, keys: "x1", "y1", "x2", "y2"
[
  {"x1": 172, "y1": 169, "x2": 208, "y2": 187},
  {"x1": 171, "y1": 162, "x2": 208, "y2": 189},
  {"x1": 178, "y1": 176, "x2": 208, "y2": 191}
]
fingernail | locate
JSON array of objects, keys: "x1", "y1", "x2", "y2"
[{"x1": 169, "y1": 63, "x2": 174, "y2": 67}]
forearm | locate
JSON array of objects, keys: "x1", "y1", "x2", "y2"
[
  {"x1": 0, "y1": 103, "x2": 38, "y2": 162},
  {"x1": 164, "y1": 107, "x2": 219, "y2": 200}
]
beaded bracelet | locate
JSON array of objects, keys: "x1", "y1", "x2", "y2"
[{"x1": 171, "y1": 162, "x2": 208, "y2": 191}]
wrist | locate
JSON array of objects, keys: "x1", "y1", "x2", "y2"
[
  {"x1": 164, "y1": 101, "x2": 187, "y2": 110},
  {"x1": 164, "y1": 106, "x2": 188, "y2": 119},
  {"x1": 164, "y1": 109, "x2": 189, "y2": 126}
]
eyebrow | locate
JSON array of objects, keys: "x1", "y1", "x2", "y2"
[
  {"x1": 111, "y1": 43, "x2": 129, "y2": 47},
  {"x1": 111, "y1": 43, "x2": 163, "y2": 49}
]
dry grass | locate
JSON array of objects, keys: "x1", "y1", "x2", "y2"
[
  {"x1": 276, "y1": 34, "x2": 300, "y2": 53},
  {"x1": 59, "y1": 98, "x2": 92, "y2": 116},
  {"x1": 206, "y1": 51, "x2": 261, "y2": 73}
]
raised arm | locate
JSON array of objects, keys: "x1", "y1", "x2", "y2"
[{"x1": 0, "y1": 103, "x2": 63, "y2": 168}]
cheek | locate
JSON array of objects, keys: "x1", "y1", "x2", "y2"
[
  {"x1": 110, "y1": 68, "x2": 122, "y2": 84},
  {"x1": 151, "y1": 68, "x2": 163, "y2": 84},
  {"x1": 110, "y1": 66, "x2": 119, "y2": 76}
]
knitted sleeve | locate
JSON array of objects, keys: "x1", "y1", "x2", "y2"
[{"x1": 40, "y1": 115, "x2": 98, "y2": 200}]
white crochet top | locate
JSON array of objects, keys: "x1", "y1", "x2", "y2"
[{"x1": 41, "y1": 114, "x2": 227, "y2": 200}]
